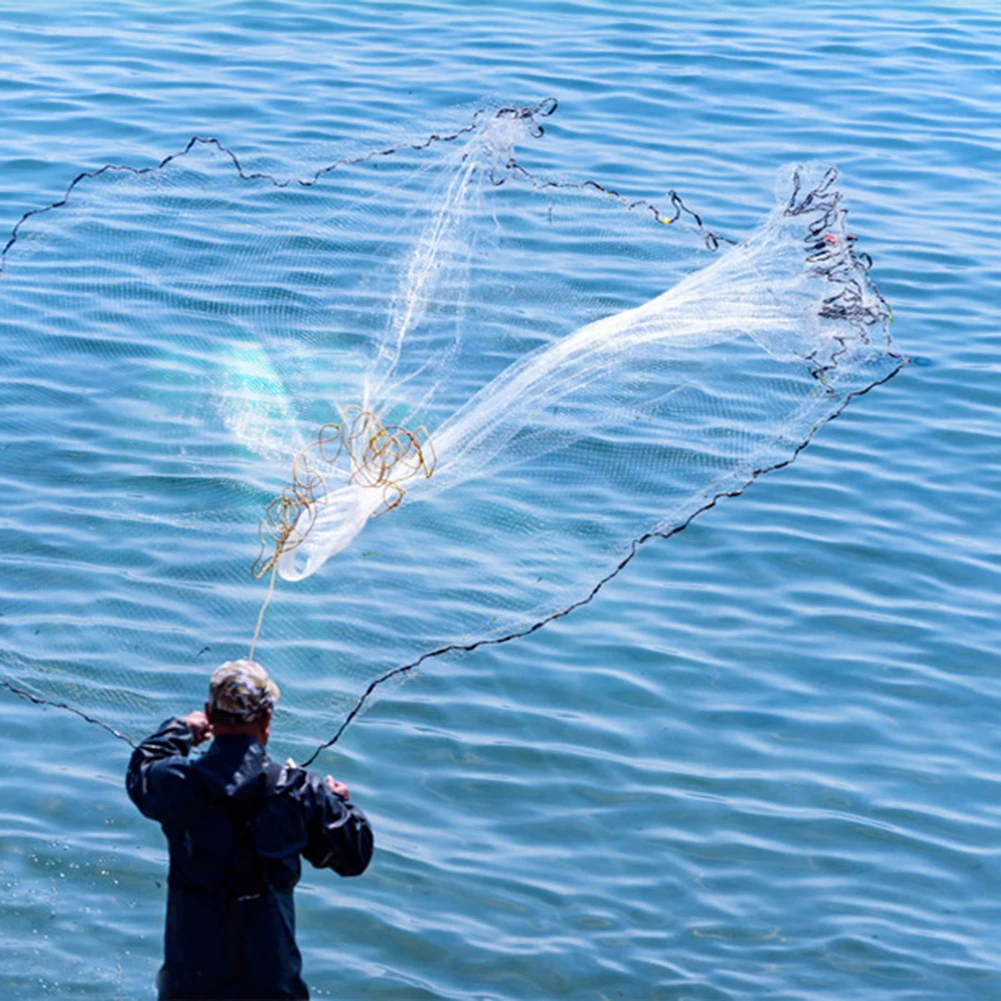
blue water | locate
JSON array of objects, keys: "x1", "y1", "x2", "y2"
[{"x1": 2, "y1": 2, "x2": 1000, "y2": 998}]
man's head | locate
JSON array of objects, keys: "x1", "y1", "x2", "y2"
[{"x1": 205, "y1": 659, "x2": 281, "y2": 745}]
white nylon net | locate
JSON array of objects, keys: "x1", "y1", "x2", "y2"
[{"x1": 0, "y1": 101, "x2": 903, "y2": 761}]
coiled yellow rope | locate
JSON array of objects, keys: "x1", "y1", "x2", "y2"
[{"x1": 248, "y1": 407, "x2": 436, "y2": 657}]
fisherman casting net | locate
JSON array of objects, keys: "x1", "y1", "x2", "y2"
[{"x1": 0, "y1": 100, "x2": 904, "y2": 762}]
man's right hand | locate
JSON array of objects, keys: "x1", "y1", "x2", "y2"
[
  {"x1": 325, "y1": 776, "x2": 350, "y2": 800},
  {"x1": 182, "y1": 711, "x2": 213, "y2": 746}
]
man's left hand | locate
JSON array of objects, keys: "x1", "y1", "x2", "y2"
[{"x1": 325, "y1": 776, "x2": 350, "y2": 800}]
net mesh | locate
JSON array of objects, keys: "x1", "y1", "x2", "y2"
[{"x1": 0, "y1": 101, "x2": 904, "y2": 762}]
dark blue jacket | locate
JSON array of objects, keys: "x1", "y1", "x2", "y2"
[{"x1": 126, "y1": 718, "x2": 373, "y2": 1000}]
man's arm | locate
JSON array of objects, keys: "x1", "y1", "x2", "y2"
[
  {"x1": 296, "y1": 771, "x2": 374, "y2": 877},
  {"x1": 125, "y1": 712, "x2": 211, "y2": 821}
]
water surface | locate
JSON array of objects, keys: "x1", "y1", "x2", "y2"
[{"x1": 1, "y1": 2, "x2": 999, "y2": 998}]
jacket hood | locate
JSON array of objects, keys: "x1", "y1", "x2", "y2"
[{"x1": 192, "y1": 733, "x2": 271, "y2": 803}]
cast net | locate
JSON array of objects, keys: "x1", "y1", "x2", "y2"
[{"x1": 0, "y1": 100, "x2": 903, "y2": 762}]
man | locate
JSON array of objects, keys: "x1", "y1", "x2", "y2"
[{"x1": 126, "y1": 659, "x2": 373, "y2": 1000}]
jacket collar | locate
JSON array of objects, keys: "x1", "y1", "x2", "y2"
[{"x1": 195, "y1": 734, "x2": 270, "y2": 800}]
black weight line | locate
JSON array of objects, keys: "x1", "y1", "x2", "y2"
[
  {"x1": 0, "y1": 96, "x2": 731, "y2": 278},
  {"x1": 299, "y1": 162, "x2": 905, "y2": 764},
  {"x1": 300, "y1": 353, "x2": 906, "y2": 767},
  {"x1": 0, "y1": 676, "x2": 136, "y2": 746}
]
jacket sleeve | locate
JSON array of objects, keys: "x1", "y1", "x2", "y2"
[
  {"x1": 296, "y1": 771, "x2": 374, "y2": 877},
  {"x1": 125, "y1": 717, "x2": 195, "y2": 822}
]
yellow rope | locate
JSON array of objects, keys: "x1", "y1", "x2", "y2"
[
  {"x1": 248, "y1": 560, "x2": 278, "y2": 660},
  {"x1": 248, "y1": 407, "x2": 436, "y2": 654}
]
